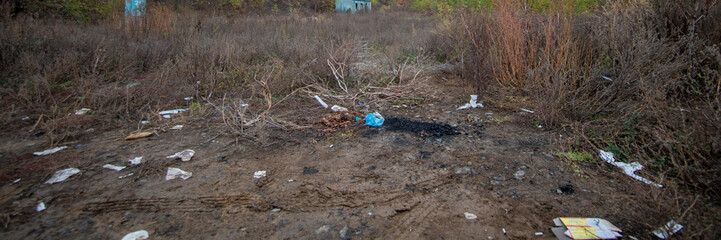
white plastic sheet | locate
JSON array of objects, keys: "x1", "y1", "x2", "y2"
[
  {"x1": 45, "y1": 168, "x2": 80, "y2": 184},
  {"x1": 103, "y1": 164, "x2": 126, "y2": 171},
  {"x1": 33, "y1": 146, "x2": 68, "y2": 156},
  {"x1": 166, "y1": 150, "x2": 195, "y2": 162},
  {"x1": 599, "y1": 150, "x2": 662, "y2": 187},
  {"x1": 166, "y1": 168, "x2": 192, "y2": 180},
  {"x1": 457, "y1": 95, "x2": 483, "y2": 110},
  {"x1": 121, "y1": 230, "x2": 149, "y2": 240}
]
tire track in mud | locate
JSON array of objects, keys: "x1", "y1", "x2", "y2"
[
  {"x1": 388, "y1": 195, "x2": 441, "y2": 239},
  {"x1": 83, "y1": 195, "x2": 260, "y2": 213}
]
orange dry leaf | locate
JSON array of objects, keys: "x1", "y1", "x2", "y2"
[{"x1": 125, "y1": 131, "x2": 153, "y2": 140}]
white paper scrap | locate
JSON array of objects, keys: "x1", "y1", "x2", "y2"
[
  {"x1": 45, "y1": 168, "x2": 80, "y2": 184},
  {"x1": 158, "y1": 109, "x2": 188, "y2": 115},
  {"x1": 166, "y1": 167, "x2": 192, "y2": 180},
  {"x1": 464, "y1": 212, "x2": 478, "y2": 220},
  {"x1": 128, "y1": 157, "x2": 143, "y2": 165},
  {"x1": 170, "y1": 125, "x2": 184, "y2": 130},
  {"x1": 599, "y1": 150, "x2": 662, "y2": 187},
  {"x1": 36, "y1": 202, "x2": 46, "y2": 212},
  {"x1": 166, "y1": 150, "x2": 195, "y2": 161},
  {"x1": 33, "y1": 146, "x2": 68, "y2": 156},
  {"x1": 121, "y1": 230, "x2": 149, "y2": 240},
  {"x1": 103, "y1": 164, "x2": 126, "y2": 171},
  {"x1": 653, "y1": 220, "x2": 683, "y2": 239},
  {"x1": 314, "y1": 95, "x2": 329, "y2": 108},
  {"x1": 75, "y1": 108, "x2": 91, "y2": 115},
  {"x1": 457, "y1": 95, "x2": 483, "y2": 110},
  {"x1": 331, "y1": 105, "x2": 348, "y2": 112},
  {"x1": 253, "y1": 171, "x2": 267, "y2": 179}
]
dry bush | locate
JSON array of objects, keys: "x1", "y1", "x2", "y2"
[{"x1": 437, "y1": 0, "x2": 721, "y2": 236}]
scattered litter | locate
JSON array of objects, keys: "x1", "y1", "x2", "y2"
[
  {"x1": 601, "y1": 75, "x2": 613, "y2": 82},
  {"x1": 253, "y1": 171, "x2": 267, "y2": 179},
  {"x1": 652, "y1": 220, "x2": 683, "y2": 239},
  {"x1": 74, "y1": 108, "x2": 91, "y2": 115},
  {"x1": 125, "y1": 132, "x2": 153, "y2": 140},
  {"x1": 166, "y1": 149, "x2": 195, "y2": 161},
  {"x1": 21, "y1": 116, "x2": 30, "y2": 121},
  {"x1": 464, "y1": 212, "x2": 478, "y2": 220},
  {"x1": 128, "y1": 157, "x2": 142, "y2": 165},
  {"x1": 140, "y1": 121, "x2": 150, "y2": 124},
  {"x1": 599, "y1": 150, "x2": 662, "y2": 187},
  {"x1": 359, "y1": 102, "x2": 370, "y2": 109},
  {"x1": 158, "y1": 109, "x2": 188, "y2": 115},
  {"x1": 365, "y1": 112, "x2": 385, "y2": 127},
  {"x1": 329, "y1": 145, "x2": 334, "y2": 148},
  {"x1": 121, "y1": 230, "x2": 149, "y2": 240},
  {"x1": 162, "y1": 115, "x2": 171, "y2": 119},
  {"x1": 36, "y1": 202, "x2": 46, "y2": 212},
  {"x1": 184, "y1": 97, "x2": 193, "y2": 101},
  {"x1": 520, "y1": 108, "x2": 535, "y2": 114},
  {"x1": 454, "y1": 167, "x2": 472, "y2": 175},
  {"x1": 12, "y1": 178, "x2": 21, "y2": 184},
  {"x1": 33, "y1": 146, "x2": 68, "y2": 156},
  {"x1": 302, "y1": 167, "x2": 319, "y2": 174},
  {"x1": 314, "y1": 95, "x2": 329, "y2": 108},
  {"x1": 288, "y1": 179, "x2": 294, "y2": 182},
  {"x1": 76, "y1": 144, "x2": 83, "y2": 147},
  {"x1": 368, "y1": 212, "x2": 373, "y2": 216},
  {"x1": 240, "y1": 103, "x2": 249, "y2": 107},
  {"x1": 331, "y1": 105, "x2": 348, "y2": 112},
  {"x1": 340, "y1": 226, "x2": 349, "y2": 238},
  {"x1": 45, "y1": 168, "x2": 81, "y2": 184},
  {"x1": 170, "y1": 125, "x2": 184, "y2": 130},
  {"x1": 535, "y1": 232, "x2": 544, "y2": 236},
  {"x1": 166, "y1": 167, "x2": 192, "y2": 180},
  {"x1": 271, "y1": 208, "x2": 281, "y2": 212},
  {"x1": 514, "y1": 170, "x2": 526, "y2": 180},
  {"x1": 118, "y1": 173, "x2": 134, "y2": 179},
  {"x1": 103, "y1": 164, "x2": 126, "y2": 171},
  {"x1": 551, "y1": 217, "x2": 622, "y2": 240},
  {"x1": 457, "y1": 95, "x2": 483, "y2": 110},
  {"x1": 502, "y1": 228, "x2": 507, "y2": 235},
  {"x1": 315, "y1": 225, "x2": 331, "y2": 234},
  {"x1": 355, "y1": 116, "x2": 361, "y2": 122}
]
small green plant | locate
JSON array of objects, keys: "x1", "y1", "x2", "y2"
[
  {"x1": 188, "y1": 102, "x2": 201, "y2": 111},
  {"x1": 556, "y1": 150, "x2": 593, "y2": 162}
]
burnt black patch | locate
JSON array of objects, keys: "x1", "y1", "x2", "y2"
[{"x1": 383, "y1": 118, "x2": 459, "y2": 137}]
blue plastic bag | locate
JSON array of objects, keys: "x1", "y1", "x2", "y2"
[{"x1": 365, "y1": 112, "x2": 384, "y2": 127}]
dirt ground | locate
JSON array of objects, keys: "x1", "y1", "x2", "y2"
[{"x1": 0, "y1": 77, "x2": 683, "y2": 239}]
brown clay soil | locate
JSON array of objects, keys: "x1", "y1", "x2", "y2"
[{"x1": 0, "y1": 77, "x2": 678, "y2": 239}]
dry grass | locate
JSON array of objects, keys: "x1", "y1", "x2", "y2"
[{"x1": 0, "y1": 6, "x2": 436, "y2": 135}]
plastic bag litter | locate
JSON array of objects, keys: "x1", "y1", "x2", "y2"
[
  {"x1": 253, "y1": 171, "x2": 267, "y2": 179},
  {"x1": 36, "y1": 202, "x2": 46, "y2": 212},
  {"x1": 599, "y1": 150, "x2": 662, "y2": 187},
  {"x1": 12, "y1": 178, "x2": 21, "y2": 184},
  {"x1": 45, "y1": 168, "x2": 80, "y2": 184},
  {"x1": 365, "y1": 112, "x2": 385, "y2": 127},
  {"x1": 166, "y1": 167, "x2": 192, "y2": 180},
  {"x1": 464, "y1": 212, "x2": 478, "y2": 220},
  {"x1": 121, "y1": 230, "x2": 149, "y2": 240},
  {"x1": 457, "y1": 95, "x2": 483, "y2": 110},
  {"x1": 653, "y1": 220, "x2": 683, "y2": 239},
  {"x1": 158, "y1": 109, "x2": 188, "y2": 115},
  {"x1": 103, "y1": 164, "x2": 126, "y2": 171},
  {"x1": 75, "y1": 108, "x2": 91, "y2": 115},
  {"x1": 118, "y1": 173, "x2": 134, "y2": 179},
  {"x1": 166, "y1": 149, "x2": 195, "y2": 161},
  {"x1": 314, "y1": 95, "x2": 329, "y2": 108},
  {"x1": 128, "y1": 157, "x2": 142, "y2": 165},
  {"x1": 520, "y1": 108, "x2": 535, "y2": 114},
  {"x1": 170, "y1": 125, "x2": 184, "y2": 130},
  {"x1": 184, "y1": 97, "x2": 193, "y2": 101},
  {"x1": 331, "y1": 105, "x2": 348, "y2": 112},
  {"x1": 33, "y1": 146, "x2": 68, "y2": 156}
]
